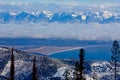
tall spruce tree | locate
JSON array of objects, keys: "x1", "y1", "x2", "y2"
[
  {"x1": 74, "y1": 48, "x2": 86, "y2": 80},
  {"x1": 111, "y1": 40, "x2": 120, "y2": 80},
  {"x1": 9, "y1": 48, "x2": 15, "y2": 80},
  {"x1": 32, "y1": 56, "x2": 38, "y2": 80}
]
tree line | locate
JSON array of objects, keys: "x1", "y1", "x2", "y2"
[{"x1": 6, "y1": 40, "x2": 120, "y2": 80}]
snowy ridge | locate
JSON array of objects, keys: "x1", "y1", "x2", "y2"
[
  {"x1": 0, "y1": 47, "x2": 120, "y2": 80},
  {"x1": 0, "y1": 11, "x2": 120, "y2": 24},
  {"x1": 54, "y1": 61, "x2": 120, "y2": 80}
]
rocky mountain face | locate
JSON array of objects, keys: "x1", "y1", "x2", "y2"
[{"x1": 0, "y1": 47, "x2": 120, "y2": 80}]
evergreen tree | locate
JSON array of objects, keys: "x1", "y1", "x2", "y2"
[
  {"x1": 74, "y1": 48, "x2": 86, "y2": 80},
  {"x1": 32, "y1": 56, "x2": 38, "y2": 80},
  {"x1": 9, "y1": 48, "x2": 15, "y2": 80},
  {"x1": 111, "y1": 40, "x2": 120, "y2": 80},
  {"x1": 63, "y1": 69, "x2": 70, "y2": 80}
]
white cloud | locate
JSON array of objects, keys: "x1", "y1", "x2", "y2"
[
  {"x1": 0, "y1": 23, "x2": 120, "y2": 41},
  {"x1": 0, "y1": 1, "x2": 119, "y2": 14}
]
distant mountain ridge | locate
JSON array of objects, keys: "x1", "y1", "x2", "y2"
[{"x1": 0, "y1": 11, "x2": 120, "y2": 24}]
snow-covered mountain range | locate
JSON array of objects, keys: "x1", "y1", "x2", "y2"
[{"x1": 0, "y1": 11, "x2": 120, "y2": 24}]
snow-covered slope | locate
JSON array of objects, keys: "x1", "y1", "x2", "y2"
[
  {"x1": 0, "y1": 11, "x2": 120, "y2": 24},
  {"x1": 54, "y1": 60, "x2": 120, "y2": 80},
  {"x1": 0, "y1": 47, "x2": 68, "y2": 80},
  {"x1": 0, "y1": 47, "x2": 120, "y2": 80}
]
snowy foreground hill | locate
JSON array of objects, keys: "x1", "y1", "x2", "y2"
[
  {"x1": 0, "y1": 47, "x2": 120, "y2": 80},
  {"x1": 0, "y1": 11, "x2": 120, "y2": 24}
]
